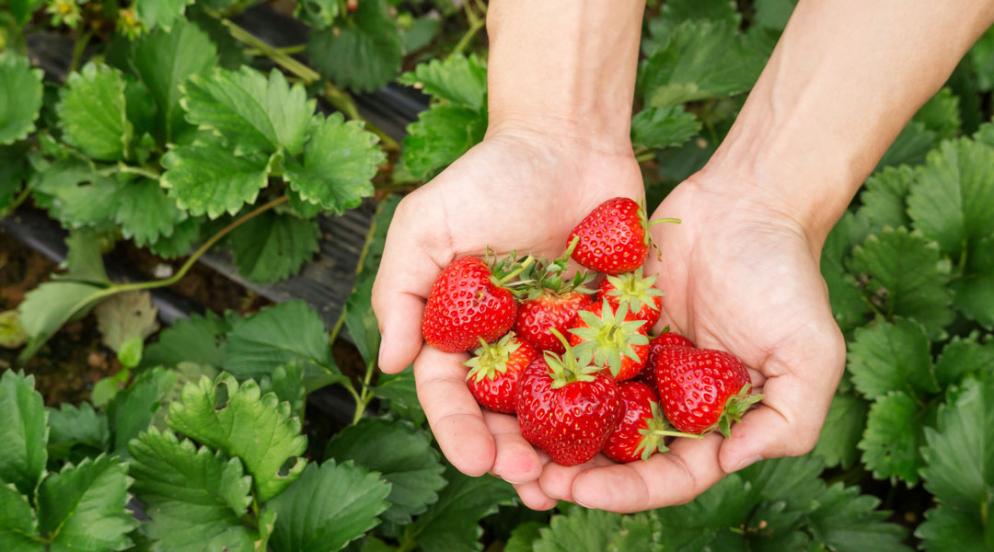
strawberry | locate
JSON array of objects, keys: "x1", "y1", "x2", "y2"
[
  {"x1": 655, "y1": 346, "x2": 761, "y2": 436},
  {"x1": 602, "y1": 381, "x2": 700, "y2": 463},
  {"x1": 598, "y1": 268, "x2": 664, "y2": 327},
  {"x1": 639, "y1": 330, "x2": 696, "y2": 387},
  {"x1": 514, "y1": 244, "x2": 595, "y2": 353},
  {"x1": 568, "y1": 197, "x2": 670, "y2": 274},
  {"x1": 422, "y1": 255, "x2": 531, "y2": 352},
  {"x1": 517, "y1": 330, "x2": 622, "y2": 466},
  {"x1": 465, "y1": 333, "x2": 538, "y2": 413},
  {"x1": 568, "y1": 300, "x2": 649, "y2": 381}
]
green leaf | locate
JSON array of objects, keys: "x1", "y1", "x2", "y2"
[
  {"x1": 65, "y1": 229, "x2": 110, "y2": 282},
  {"x1": 131, "y1": 20, "x2": 218, "y2": 142},
  {"x1": 813, "y1": 391, "x2": 867, "y2": 469},
  {"x1": 57, "y1": 63, "x2": 132, "y2": 162},
  {"x1": 609, "y1": 514, "x2": 663, "y2": 552},
  {"x1": 268, "y1": 460, "x2": 391, "y2": 552},
  {"x1": 847, "y1": 318, "x2": 936, "y2": 399},
  {"x1": 919, "y1": 374, "x2": 994, "y2": 550},
  {"x1": 753, "y1": 0, "x2": 796, "y2": 31},
  {"x1": 407, "y1": 469, "x2": 516, "y2": 552},
  {"x1": 820, "y1": 212, "x2": 872, "y2": 332},
  {"x1": 505, "y1": 522, "x2": 543, "y2": 552},
  {"x1": 295, "y1": 0, "x2": 339, "y2": 29},
  {"x1": 397, "y1": 54, "x2": 487, "y2": 111},
  {"x1": 631, "y1": 106, "x2": 701, "y2": 150},
  {"x1": 161, "y1": 138, "x2": 275, "y2": 218},
  {"x1": 344, "y1": 273, "x2": 379, "y2": 367},
  {"x1": 850, "y1": 227, "x2": 954, "y2": 337},
  {"x1": 371, "y1": 371, "x2": 424, "y2": 425},
  {"x1": 325, "y1": 419, "x2": 445, "y2": 523},
  {"x1": 228, "y1": 211, "x2": 319, "y2": 284},
  {"x1": 94, "y1": 291, "x2": 159, "y2": 353},
  {"x1": 143, "y1": 311, "x2": 231, "y2": 368},
  {"x1": 136, "y1": 0, "x2": 193, "y2": 31},
  {"x1": 655, "y1": 474, "x2": 754, "y2": 549},
  {"x1": 8, "y1": 0, "x2": 45, "y2": 25},
  {"x1": 284, "y1": 113, "x2": 384, "y2": 214},
  {"x1": 129, "y1": 428, "x2": 260, "y2": 552},
  {"x1": 0, "y1": 483, "x2": 41, "y2": 551},
  {"x1": 182, "y1": 67, "x2": 314, "y2": 155},
  {"x1": 640, "y1": 20, "x2": 765, "y2": 107},
  {"x1": 935, "y1": 334, "x2": 994, "y2": 386},
  {"x1": 0, "y1": 371, "x2": 47, "y2": 495},
  {"x1": 533, "y1": 508, "x2": 624, "y2": 552},
  {"x1": 308, "y1": 0, "x2": 403, "y2": 92},
  {"x1": 222, "y1": 300, "x2": 335, "y2": 391},
  {"x1": 400, "y1": 15, "x2": 440, "y2": 53},
  {"x1": 807, "y1": 483, "x2": 909, "y2": 551},
  {"x1": 147, "y1": 217, "x2": 202, "y2": 259},
  {"x1": 114, "y1": 180, "x2": 185, "y2": 246},
  {"x1": 0, "y1": 144, "x2": 30, "y2": 209},
  {"x1": 258, "y1": 363, "x2": 306, "y2": 418},
  {"x1": 915, "y1": 87, "x2": 961, "y2": 141},
  {"x1": 108, "y1": 367, "x2": 178, "y2": 455},
  {"x1": 857, "y1": 165, "x2": 915, "y2": 232},
  {"x1": 37, "y1": 455, "x2": 137, "y2": 551},
  {"x1": 0, "y1": 310, "x2": 27, "y2": 349},
  {"x1": 17, "y1": 281, "x2": 105, "y2": 359},
  {"x1": 908, "y1": 139, "x2": 994, "y2": 258},
  {"x1": 32, "y1": 162, "x2": 121, "y2": 230},
  {"x1": 969, "y1": 26, "x2": 994, "y2": 92},
  {"x1": 877, "y1": 121, "x2": 936, "y2": 170},
  {"x1": 645, "y1": 0, "x2": 739, "y2": 50},
  {"x1": 167, "y1": 374, "x2": 308, "y2": 501},
  {"x1": 952, "y1": 235, "x2": 994, "y2": 328},
  {"x1": 859, "y1": 391, "x2": 928, "y2": 484},
  {"x1": 0, "y1": 54, "x2": 44, "y2": 145},
  {"x1": 47, "y1": 402, "x2": 110, "y2": 460},
  {"x1": 401, "y1": 104, "x2": 486, "y2": 181}
]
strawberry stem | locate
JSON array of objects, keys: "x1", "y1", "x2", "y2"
[
  {"x1": 648, "y1": 217, "x2": 681, "y2": 226},
  {"x1": 495, "y1": 255, "x2": 535, "y2": 285}
]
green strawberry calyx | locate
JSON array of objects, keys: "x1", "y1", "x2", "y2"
[
  {"x1": 715, "y1": 384, "x2": 764, "y2": 438},
  {"x1": 569, "y1": 300, "x2": 649, "y2": 377},
  {"x1": 464, "y1": 333, "x2": 520, "y2": 383},
  {"x1": 486, "y1": 251, "x2": 536, "y2": 291},
  {"x1": 522, "y1": 236, "x2": 594, "y2": 300},
  {"x1": 545, "y1": 328, "x2": 602, "y2": 389},
  {"x1": 637, "y1": 401, "x2": 703, "y2": 460},
  {"x1": 604, "y1": 268, "x2": 664, "y2": 313}
]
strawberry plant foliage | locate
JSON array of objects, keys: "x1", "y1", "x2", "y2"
[
  {"x1": 0, "y1": 53, "x2": 43, "y2": 146},
  {"x1": 57, "y1": 63, "x2": 133, "y2": 162}
]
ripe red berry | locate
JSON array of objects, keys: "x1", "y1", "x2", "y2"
[
  {"x1": 514, "y1": 248, "x2": 594, "y2": 353},
  {"x1": 422, "y1": 255, "x2": 529, "y2": 352},
  {"x1": 655, "y1": 347, "x2": 761, "y2": 436},
  {"x1": 598, "y1": 268, "x2": 664, "y2": 327},
  {"x1": 568, "y1": 300, "x2": 649, "y2": 381},
  {"x1": 516, "y1": 332, "x2": 622, "y2": 466},
  {"x1": 603, "y1": 381, "x2": 699, "y2": 463},
  {"x1": 567, "y1": 197, "x2": 651, "y2": 275},
  {"x1": 639, "y1": 330, "x2": 696, "y2": 387},
  {"x1": 465, "y1": 333, "x2": 538, "y2": 413}
]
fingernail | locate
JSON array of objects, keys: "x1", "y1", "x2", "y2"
[{"x1": 728, "y1": 455, "x2": 762, "y2": 473}]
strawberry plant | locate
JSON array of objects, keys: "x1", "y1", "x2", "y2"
[{"x1": 1, "y1": 0, "x2": 993, "y2": 549}]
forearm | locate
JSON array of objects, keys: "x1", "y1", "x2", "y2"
[
  {"x1": 703, "y1": 0, "x2": 994, "y2": 241},
  {"x1": 486, "y1": 0, "x2": 645, "y2": 152}
]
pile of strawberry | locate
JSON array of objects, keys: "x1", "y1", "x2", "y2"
[{"x1": 421, "y1": 198, "x2": 761, "y2": 466}]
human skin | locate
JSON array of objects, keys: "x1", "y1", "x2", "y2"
[{"x1": 372, "y1": 0, "x2": 994, "y2": 512}]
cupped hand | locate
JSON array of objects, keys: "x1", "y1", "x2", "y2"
[
  {"x1": 371, "y1": 125, "x2": 643, "y2": 506},
  {"x1": 532, "y1": 174, "x2": 847, "y2": 513}
]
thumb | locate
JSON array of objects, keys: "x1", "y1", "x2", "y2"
[{"x1": 718, "y1": 329, "x2": 845, "y2": 472}]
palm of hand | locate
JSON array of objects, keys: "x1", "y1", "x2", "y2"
[{"x1": 528, "y1": 180, "x2": 846, "y2": 512}]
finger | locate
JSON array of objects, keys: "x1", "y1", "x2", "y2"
[
  {"x1": 514, "y1": 481, "x2": 558, "y2": 511},
  {"x1": 538, "y1": 455, "x2": 615, "y2": 502},
  {"x1": 719, "y1": 327, "x2": 845, "y2": 473},
  {"x1": 372, "y1": 196, "x2": 452, "y2": 374},
  {"x1": 570, "y1": 434, "x2": 725, "y2": 513},
  {"x1": 484, "y1": 412, "x2": 544, "y2": 484},
  {"x1": 414, "y1": 346, "x2": 495, "y2": 476}
]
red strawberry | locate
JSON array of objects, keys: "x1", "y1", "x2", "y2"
[
  {"x1": 514, "y1": 247, "x2": 595, "y2": 353},
  {"x1": 603, "y1": 381, "x2": 700, "y2": 463},
  {"x1": 656, "y1": 347, "x2": 761, "y2": 435},
  {"x1": 465, "y1": 333, "x2": 538, "y2": 413},
  {"x1": 639, "y1": 330, "x2": 696, "y2": 387},
  {"x1": 517, "y1": 330, "x2": 622, "y2": 466},
  {"x1": 568, "y1": 300, "x2": 649, "y2": 381},
  {"x1": 568, "y1": 198, "x2": 662, "y2": 274},
  {"x1": 422, "y1": 255, "x2": 531, "y2": 352},
  {"x1": 598, "y1": 268, "x2": 664, "y2": 327}
]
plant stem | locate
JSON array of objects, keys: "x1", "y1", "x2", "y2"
[
  {"x1": 99, "y1": 163, "x2": 161, "y2": 181},
  {"x1": 222, "y1": 18, "x2": 321, "y2": 83},
  {"x1": 0, "y1": 185, "x2": 33, "y2": 218},
  {"x1": 68, "y1": 30, "x2": 92, "y2": 74},
  {"x1": 351, "y1": 359, "x2": 376, "y2": 425},
  {"x1": 452, "y1": 1, "x2": 485, "y2": 55},
  {"x1": 244, "y1": 44, "x2": 307, "y2": 56},
  {"x1": 322, "y1": 82, "x2": 400, "y2": 152}
]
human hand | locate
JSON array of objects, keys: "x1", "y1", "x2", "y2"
[
  {"x1": 372, "y1": 124, "x2": 643, "y2": 503},
  {"x1": 530, "y1": 172, "x2": 846, "y2": 512}
]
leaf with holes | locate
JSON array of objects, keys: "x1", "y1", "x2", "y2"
[{"x1": 167, "y1": 374, "x2": 308, "y2": 501}]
